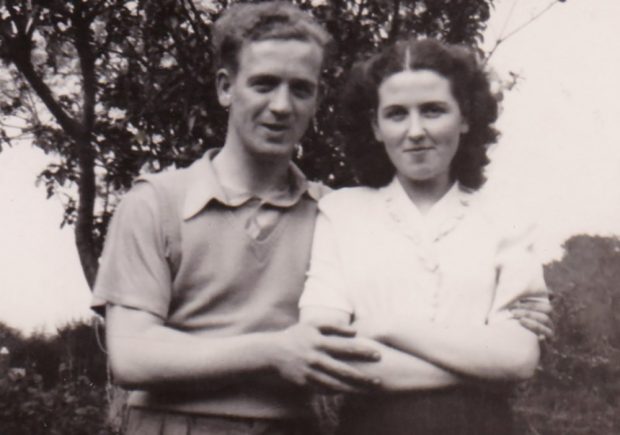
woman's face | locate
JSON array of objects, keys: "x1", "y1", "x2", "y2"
[{"x1": 373, "y1": 69, "x2": 469, "y2": 189}]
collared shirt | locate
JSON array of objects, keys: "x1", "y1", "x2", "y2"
[
  {"x1": 299, "y1": 177, "x2": 547, "y2": 327},
  {"x1": 182, "y1": 149, "x2": 324, "y2": 240},
  {"x1": 93, "y1": 148, "x2": 327, "y2": 418}
]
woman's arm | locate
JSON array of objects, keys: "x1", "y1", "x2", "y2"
[
  {"x1": 355, "y1": 222, "x2": 546, "y2": 382},
  {"x1": 357, "y1": 316, "x2": 539, "y2": 381},
  {"x1": 300, "y1": 306, "x2": 461, "y2": 391}
]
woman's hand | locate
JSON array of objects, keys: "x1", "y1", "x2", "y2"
[{"x1": 509, "y1": 296, "x2": 553, "y2": 341}]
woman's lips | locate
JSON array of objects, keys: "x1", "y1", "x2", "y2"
[{"x1": 404, "y1": 146, "x2": 433, "y2": 152}]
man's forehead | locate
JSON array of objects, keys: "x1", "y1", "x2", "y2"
[{"x1": 236, "y1": 38, "x2": 323, "y2": 80}]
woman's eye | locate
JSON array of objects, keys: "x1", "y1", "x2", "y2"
[
  {"x1": 384, "y1": 108, "x2": 407, "y2": 120},
  {"x1": 422, "y1": 104, "x2": 447, "y2": 117}
]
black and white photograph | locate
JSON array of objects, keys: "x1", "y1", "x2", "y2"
[{"x1": 1, "y1": 1, "x2": 618, "y2": 434}]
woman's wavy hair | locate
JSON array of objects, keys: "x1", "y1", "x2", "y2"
[{"x1": 340, "y1": 38, "x2": 499, "y2": 190}]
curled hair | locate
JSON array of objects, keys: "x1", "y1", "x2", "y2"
[
  {"x1": 212, "y1": 1, "x2": 332, "y2": 74},
  {"x1": 340, "y1": 38, "x2": 499, "y2": 190}
]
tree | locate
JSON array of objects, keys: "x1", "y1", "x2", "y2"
[{"x1": 0, "y1": 0, "x2": 495, "y2": 288}]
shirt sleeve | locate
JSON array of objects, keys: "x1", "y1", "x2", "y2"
[
  {"x1": 298, "y1": 205, "x2": 353, "y2": 314},
  {"x1": 487, "y1": 222, "x2": 549, "y2": 324},
  {"x1": 92, "y1": 181, "x2": 172, "y2": 318}
]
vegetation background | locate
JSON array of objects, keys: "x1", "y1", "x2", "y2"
[
  {"x1": 2, "y1": 233, "x2": 619, "y2": 434},
  {"x1": 1, "y1": 0, "x2": 618, "y2": 434}
]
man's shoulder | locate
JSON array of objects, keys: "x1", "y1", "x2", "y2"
[
  {"x1": 136, "y1": 164, "x2": 194, "y2": 195},
  {"x1": 131, "y1": 161, "x2": 208, "y2": 210}
]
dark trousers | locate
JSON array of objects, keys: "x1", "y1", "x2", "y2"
[{"x1": 123, "y1": 407, "x2": 317, "y2": 435}]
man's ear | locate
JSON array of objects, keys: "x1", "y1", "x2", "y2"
[{"x1": 216, "y1": 68, "x2": 233, "y2": 108}]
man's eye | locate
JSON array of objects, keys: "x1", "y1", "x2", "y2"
[
  {"x1": 252, "y1": 82, "x2": 275, "y2": 93},
  {"x1": 291, "y1": 83, "x2": 315, "y2": 99}
]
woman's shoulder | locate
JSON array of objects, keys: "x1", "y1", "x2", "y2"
[
  {"x1": 469, "y1": 190, "x2": 538, "y2": 241},
  {"x1": 318, "y1": 186, "x2": 380, "y2": 213}
]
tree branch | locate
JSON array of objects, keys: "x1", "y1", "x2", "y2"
[
  {"x1": 11, "y1": 54, "x2": 83, "y2": 139},
  {"x1": 485, "y1": 0, "x2": 562, "y2": 64}
]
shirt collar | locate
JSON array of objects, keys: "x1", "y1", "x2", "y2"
[
  {"x1": 382, "y1": 177, "x2": 472, "y2": 212},
  {"x1": 381, "y1": 177, "x2": 473, "y2": 242},
  {"x1": 182, "y1": 148, "x2": 321, "y2": 220}
]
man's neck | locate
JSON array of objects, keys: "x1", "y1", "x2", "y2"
[{"x1": 212, "y1": 145, "x2": 292, "y2": 197}]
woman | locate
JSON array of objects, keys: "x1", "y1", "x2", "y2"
[{"x1": 299, "y1": 38, "x2": 549, "y2": 435}]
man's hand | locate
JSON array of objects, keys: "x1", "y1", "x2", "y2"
[
  {"x1": 270, "y1": 323, "x2": 382, "y2": 393},
  {"x1": 510, "y1": 297, "x2": 554, "y2": 341}
]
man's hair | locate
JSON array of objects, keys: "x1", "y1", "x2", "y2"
[
  {"x1": 340, "y1": 38, "x2": 499, "y2": 190},
  {"x1": 212, "y1": 1, "x2": 332, "y2": 74}
]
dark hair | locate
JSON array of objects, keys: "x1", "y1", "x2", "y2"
[
  {"x1": 340, "y1": 38, "x2": 499, "y2": 190},
  {"x1": 212, "y1": 1, "x2": 332, "y2": 75}
]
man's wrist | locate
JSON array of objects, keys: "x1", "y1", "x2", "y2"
[{"x1": 251, "y1": 330, "x2": 286, "y2": 375}]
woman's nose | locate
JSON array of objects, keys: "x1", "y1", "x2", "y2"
[{"x1": 407, "y1": 115, "x2": 425, "y2": 141}]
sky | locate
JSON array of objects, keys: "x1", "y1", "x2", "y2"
[{"x1": 1, "y1": 0, "x2": 619, "y2": 335}]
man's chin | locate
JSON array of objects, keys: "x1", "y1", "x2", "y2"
[{"x1": 251, "y1": 142, "x2": 295, "y2": 160}]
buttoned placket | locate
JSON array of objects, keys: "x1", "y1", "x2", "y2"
[{"x1": 383, "y1": 181, "x2": 470, "y2": 322}]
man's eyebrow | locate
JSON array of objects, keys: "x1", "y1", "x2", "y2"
[
  {"x1": 290, "y1": 78, "x2": 317, "y2": 88},
  {"x1": 247, "y1": 74, "x2": 279, "y2": 83}
]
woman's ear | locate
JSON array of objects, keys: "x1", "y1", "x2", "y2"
[
  {"x1": 371, "y1": 112, "x2": 383, "y2": 142},
  {"x1": 216, "y1": 68, "x2": 233, "y2": 108},
  {"x1": 460, "y1": 119, "x2": 470, "y2": 134}
]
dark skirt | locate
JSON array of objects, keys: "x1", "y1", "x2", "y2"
[{"x1": 337, "y1": 387, "x2": 515, "y2": 435}]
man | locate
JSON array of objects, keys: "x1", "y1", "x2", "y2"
[
  {"x1": 94, "y1": 2, "x2": 552, "y2": 434},
  {"x1": 94, "y1": 2, "x2": 381, "y2": 434}
]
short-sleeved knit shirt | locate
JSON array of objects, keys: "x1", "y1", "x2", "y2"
[
  {"x1": 93, "y1": 148, "x2": 327, "y2": 419},
  {"x1": 299, "y1": 178, "x2": 548, "y2": 327}
]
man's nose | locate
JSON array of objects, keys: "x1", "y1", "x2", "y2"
[{"x1": 269, "y1": 86, "x2": 293, "y2": 115}]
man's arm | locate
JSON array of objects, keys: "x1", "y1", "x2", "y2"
[
  {"x1": 106, "y1": 304, "x2": 382, "y2": 393},
  {"x1": 510, "y1": 296, "x2": 553, "y2": 340}
]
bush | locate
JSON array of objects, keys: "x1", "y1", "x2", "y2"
[
  {"x1": 0, "y1": 365, "x2": 116, "y2": 435},
  {"x1": 0, "y1": 320, "x2": 117, "y2": 434},
  {"x1": 513, "y1": 235, "x2": 620, "y2": 435}
]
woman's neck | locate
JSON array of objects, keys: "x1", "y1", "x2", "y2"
[{"x1": 396, "y1": 174, "x2": 454, "y2": 215}]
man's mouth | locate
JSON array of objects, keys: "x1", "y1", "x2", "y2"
[{"x1": 262, "y1": 123, "x2": 289, "y2": 133}]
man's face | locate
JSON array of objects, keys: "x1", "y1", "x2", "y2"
[{"x1": 217, "y1": 39, "x2": 323, "y2": 161}]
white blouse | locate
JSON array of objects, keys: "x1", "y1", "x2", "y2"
[{"x1": 299, "y1": 178, "x2": 547, "y2": 328}]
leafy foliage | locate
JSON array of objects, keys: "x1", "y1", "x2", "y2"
[
  {"x1": 0, "y1": 320, "x2": 113, "y2": 435},
  {"x1": 0, "y1": 0, "x2": 494, "y2": 285},
  {"x1": 0, "y1": 371, "x2": 114, "y2": 435},
  {"x1": 513, "y1": 235, "x2": 620, "y2": 435}
]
